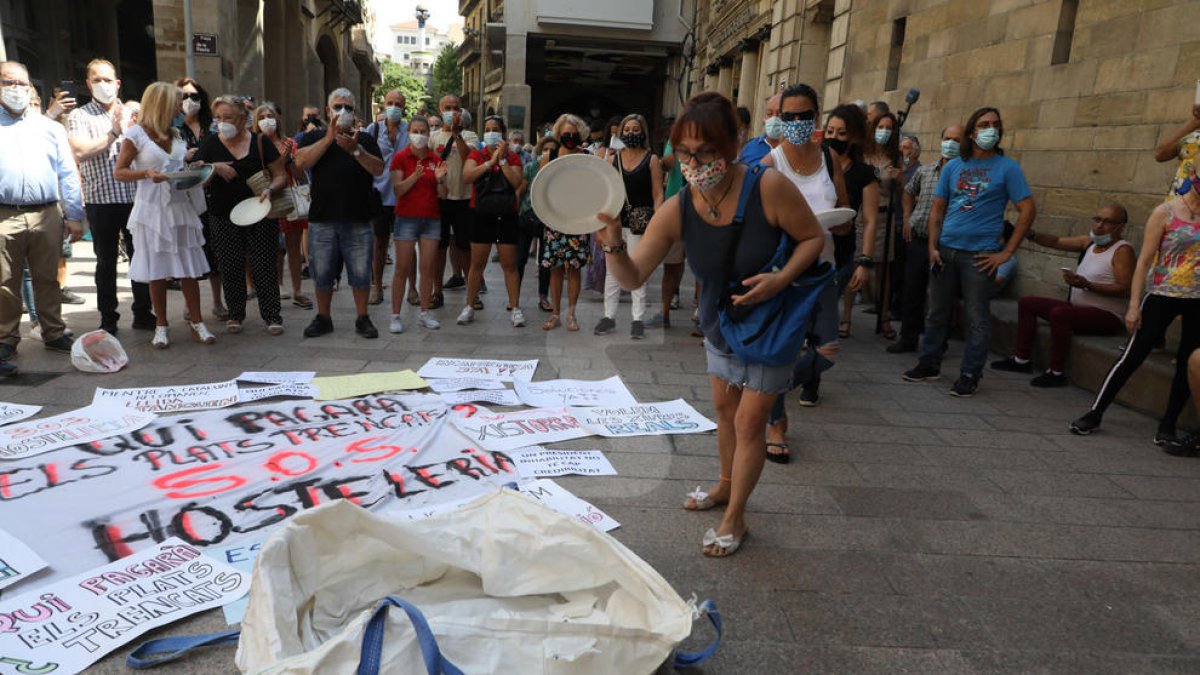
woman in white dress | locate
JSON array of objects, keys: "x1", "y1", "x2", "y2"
[{"x1": 114, "y1": 82, "x2": 215, "y2": 348}]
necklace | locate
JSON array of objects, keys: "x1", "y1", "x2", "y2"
[{"x1": 696, "y1": 173, "x2": 735, "y2": 219}]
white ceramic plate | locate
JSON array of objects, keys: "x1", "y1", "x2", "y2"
[
  {"x1": 164, "y1": 165, "x2": 214, "y2": 191},
  {"x1": 814, "y1": 207, "x2": 857, "y2": 231},
  {"x1": 530, "y1": 153, "x2": 626, "y2": 236},
  {"x1": 230, "y1": 196, "x2": 272, "y2": 226}
]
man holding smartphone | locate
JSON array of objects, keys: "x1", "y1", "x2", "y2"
[{"x1": 66, "y1": 58, "x2": 155, "y2": 335}]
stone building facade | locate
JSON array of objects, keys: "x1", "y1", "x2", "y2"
[{"x1": 689, "y1": 0, "x2": 1198, "y2": 300}]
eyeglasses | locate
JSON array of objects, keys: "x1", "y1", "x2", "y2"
[
  {"x1": 332, "y1": 104, "x2": 354, "y2": 113},
  {"x1": 182, "y1": 92, "x2": 202, "y2": 101},
  {"x1": 0, "y1": 79, "x2": 29, "y2": 88},
  {"x1": 779, "y1": 110, "x2": 816, "y2": 122},
  {"x1": 673, "y1": 147, "x2": 721, "y2": 165},
  {"x1": 1092, "y1": 216, "x2": 1125, "y2": 226}
]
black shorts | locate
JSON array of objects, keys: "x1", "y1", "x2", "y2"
[
  {"x1": 371, "y1": 211, "x2": 392, "y2": 238},
  {"x1": 470, "y1": 212, "x2": 520, "y2": 245},
  {"x1": 439, "y1": 199, "x2": 473, "y2": 251}
]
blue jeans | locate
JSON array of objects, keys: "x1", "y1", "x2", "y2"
[
  {"x1": 918, "y1": 246, "x2": 996, "y2": 379},
  {"x1": 769, "y1": 277, "x2": 840, "y2": 425},
  {"x1": 308, "y1": 221, "x2": 373, "y2": 291}
]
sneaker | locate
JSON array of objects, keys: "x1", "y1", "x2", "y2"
[
  {"x1": 991, "y1": 356, "x2": 1033, "y2": 373},
  {"x1": 1153, "y1": 425, "x2": 1178, "y2": 447},
  {"x1": 457, "y1": 306, "x2": 475, "y2": 325},
  {"x1": 355, "y1": 315, "x2": 379, "y2": 339},
  {"x1": 191, "y1": 322, "x2": 217, "y2": 344},
  {"x1": 1069, "y1": 410, "x2": 1102, "y2": 436},
  {"x1": 1030, "y1": 371, "x2": 1067, "y2": 388},
  {"x1": 389, "y1": 314, "x2": 405, "y2": 334},
  {"x1": 630, "y1": 320, "x2": 645, "y2": 340},
  {"x1": 885, "y1": 339, "x2": 917, "y2": 354},
  {"x1": 798, "y1": 379, "x2": 820, "y2": 407},
  {"x1": 0, "y1": 361, "x2": 17, "y2": 377},
  {"x1": 61, "y1": 288, "x2": 85, "y2": 305},
  {"x1": 902, "y1": 363, "x2": 940, "y2": 382},
  {"x1": 594, "y1": 316, "x2": 616, "y2": 335},
  {"x1": 444, "y1": 275, "x2": 465, "y2": 290},
  {"x1": 645, "y1": 312, "x2": 670, "y2": 329},
  {"x1": 303, "y1": 314, "x2": 334, "y2": 338},
  {"x1": 511, "y1": 308, "x2": 526, "y2": 327},
  {"x1": 670, "y1": 293, "x2": 680, "y2": 310},
  {"x1": 43, "y1": 335, "x2": 73, "y2": 353},
  {"x1": 1163, "y1": 432, "x2": 1199, "y2": 457},
  {"x1": 949, "y1": 374, "x2": 978, "y2": 397},
  {"x1": 418, "y1": 311, "x2": 441, "y2": 330}
]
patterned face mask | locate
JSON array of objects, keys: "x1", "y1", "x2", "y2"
[
  {"x1": 783, "y1": 119, "x2": 815, "y2": 146},
  {"x1": 680, "y1": 157, "x2": 729, "y2": 192}
]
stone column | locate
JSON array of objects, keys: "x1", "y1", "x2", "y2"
[
  {"x1": 736, "y1": 38, "x2": 759, "y2": 108},
  {"x1": 703, "y1": 64, "x2": 719, "y2": 93},
  {"x1": 716, "y1": 57, "x2": 733, "y2": 98},
  {"x1": 502, "y1": 31, "x2": 530, "y2": 137}
]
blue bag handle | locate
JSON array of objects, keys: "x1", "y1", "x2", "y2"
[
  {"x1": 127, "y1": 629, "x2": 242, "y2": 669},
  {"x1": 672, "y1": 599, "x2": 723, "y2": 669},
  {"x1": 732, "y1": 163, "x2": 764, "y2": 226},
  {"x1": 358, "y1": 596, "x2": 465, "y2": 675}
]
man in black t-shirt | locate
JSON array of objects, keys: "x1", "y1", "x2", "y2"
[{"x1": 294, "y1": 88, "x2": 386, "y2": 338}]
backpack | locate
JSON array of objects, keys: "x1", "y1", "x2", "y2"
[{"x1": 475, "y1": 161, "x2": 517, "y2": 215}]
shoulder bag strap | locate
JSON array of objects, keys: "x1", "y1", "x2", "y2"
[{"x1": 718, "y1": 163, "x2": 765, "y2": 308}]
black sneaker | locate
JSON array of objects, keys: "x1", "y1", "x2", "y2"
[
  {"x1": 301, "y1": 265, "x2": 311, "y2": 280},
  {"x1": 1030, "y1": 371, "x2": 1067, "y2": 388},
  {"x1": 1163, "y1": 432, "x2": 1199, "y2": 457},
  {"x1": 304, "y1": 314, "x2": 334, "y2": 338},
  {"x1": 1153, "y1": 425, "x2": 1178, "y2": 447},
  {"x1": 0, "y1": 343, "x2": 14, "y2": 361},
  {"x1": 43, "y1": 335, "x2": 74, "y2": 353},
  {"x1": 991, "y1": 356, "x2": 1033, "y2": 373},
  {"x1": 594, "y1": 317, "x2": 616, "y2": 335},
  {"x1": 355, "y1": 315, "x2": 379, "y2": 339},
  {"x1": 0, "y1": 361, "x2": 16, "y2": 377},
  {"x1": 131, "y1": 316, "x2": 157, "y2": 331},
  {"x1": 1069, "y1": 410, "x2": 1102, "y2": 435},
  {"x1": 903, "y1": 363, "x2": 940, "y2": 382},
  {"x1": 886, "y1": 339, "x2": 917, "y2": 354},
  {"x1": 630, "y1": 320, "x2": 645, "y2": 340},
  {"x1": 444, "y1": 275, "x2": 465, "y2": 290},
  {"x1": 798, "y1": 379, "x2": 820, "y2": 407},
  {"x1": 949, "y1": 374, "x2": 978, "y2": 397}
]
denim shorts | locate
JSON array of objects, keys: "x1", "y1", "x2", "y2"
[
  {"x1": 394, "y1": 216, "x2": 441, "y2": 241},
  {"x1": 703, "y1": 339, "x2": 794, "y2": 394},
  {"x1": 308, "y1": 221, "x2": 373, "y2": 290}
]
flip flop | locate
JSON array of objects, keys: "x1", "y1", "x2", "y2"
[
  {"x1": 538, "y1": 298, "x2": 553, "y2": 312},
  {"x1": 765, "y1": 441, "x2": 790, "y2": 464},
  {"x1": 566, "y1": 315, "x2": 579, "y2": 332},
  {"x1": 702, "y1": 528, "x2": 749, "y2": 558},
  {"x1": 839, "y1": 321, "x2": 852, "y2": 338},
  {"x1": 542, "y1": 315, "x2": 561, "y2": 331}
]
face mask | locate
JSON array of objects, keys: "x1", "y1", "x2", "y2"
[
  {"x1": 560, "y1": 132, "x2": 581, "y2": 149},
  {"x1": 608, "y1": 136, "x2": 626, "y2": 151},
  {"x1": 257, "y1": 118, "x2": 277, "y2": 135},
  {"x1": 181, "y1": 98, "x2": 200, "y2": 116},
  {"x1": 441, "y1": 110, "x2": 456, "y2": 127},
  {"x1": 680, "y1": 158, "x2": 729, "y2": 192},
  {"x1": 823, "y1": 137, "x2": 849, "y2": 156},
  {"x1": 874, "y1": 128, "x2": 892, "y2": 145},
  {"x1": 409, "y1": 133, "x2": 429, "y2": 149},
  {"x1": 940, "y1": 139, "x2": 960, "y2": 159},
  {"x1": 1089, "y1": 231, "x2": 1113, "y2": 247},
  {"x1": 620, "y1": 132, "x2": 646, "y2": 148},
  {"x1": 1, "y1": 86, "x2": 30, "y2": 113},
  {"x1": 217, "y1": 122, "x2": 239, "y2": 140},
  {"x1": 385, "y1": 106, "x2": 404, "y2": 123},
  {"x1": 783, "y1": 119, "x2": 815, "y2": 146},
  {"x1": 91, "y1": 81, "x2": 118, "y2": 105},
  {"x1": 483, "y1": 131, "x2": 503, "y2": 147},
  {"x1": 510, "y1": 143, "x2": 523, "y2": 154},
  {"x1": 764, "y1": 116, "x2": 785, "y2": 140},
  {"x1": 975, "y1": 127, "x2": 999, "y2": 151},
  {"x1": 335, "y1": 111, "x2": 354, "y2": 128}
]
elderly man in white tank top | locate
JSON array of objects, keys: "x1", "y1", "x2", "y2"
[{"x1": 990, "y1": 204, "x2": 1135, "y2": 387}]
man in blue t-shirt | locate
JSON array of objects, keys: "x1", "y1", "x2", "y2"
[
  {"x1": 737, "y1": 93, "x2": 782, "y2": 166},
  {"x1": 902, "y1": 107, "x2": 1035, "y2": 397}
]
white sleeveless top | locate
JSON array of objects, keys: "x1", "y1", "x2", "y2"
[
  {"x1": 768, "y1": 144, "x2": 838, "y2": 263},
  {"x1": 1072, "y1": 240, "x2": 1132, "y2": 317}
]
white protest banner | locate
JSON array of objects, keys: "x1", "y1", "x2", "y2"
[
  {"x1": 573, "y1": 399, "x2": 717, "y2": 437},
  {"x1": 0, "y1": 403, "x2": 40, "y2": 426},
  {"x1": 426, "y1": 377, "x2": 507, "y2": 393},
  {"x1": 0, "y1": 527, "x2": 47, "y2": 591},
  {"x1": 238, "y1": 382, "x2": 319, "y2": 403},
  {"x1": 93, "y1": 380, "x2": 240, "y2": 414},
  {"x1": 418, "y1": 357, "x2": 538, "y2": 383},
  {"x1": 237, "y1": 371, "x2": 316, "y2": 385},
  {"x1": 514, "y1": 375, "x2": 638, "y2": 408},
  {"x1": 438, "y1": 388, "x2": 522, "y2": 407},
  {"x1": 450, "y1": 407, "x2": 591, "y2": 452},
  {"x1": 214, "y1": 540, "x2": 260, "y2": 625},
  {"x1": 0, "y1": 396, "x2": 519, "y2": 588},
  {"x1": 516, "y1": 479, "x2": 619, "y2": 532},
  {"x1": 509, "y1": 447, "x2": 617, "y2": 478},
  {"x1": 0, "y1": 403, "x2": 157, "y2": 461},
  {"x1": 0, "y1": 539, "x2": 249, "y2": 675}
]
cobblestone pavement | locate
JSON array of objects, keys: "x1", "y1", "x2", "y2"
[{"x1": 10, "y1": 249, "x2": 1200, "y2": 673}]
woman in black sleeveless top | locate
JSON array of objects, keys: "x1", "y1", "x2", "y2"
[{"x1": 596, "y1": 93, "x2": 824, "y2": 558}]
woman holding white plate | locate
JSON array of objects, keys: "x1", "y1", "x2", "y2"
[{"x1": 539, "y1": 114, "x2": 593, "y2": 331}]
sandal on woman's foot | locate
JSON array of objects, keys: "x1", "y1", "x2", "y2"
[
  {"x1": 151, "y1": 326, "x2": 170, "y2": 349},
  {"x1": 839, "y1": 321, "x2": 852, "y2": 338},
  {"x1": 566, "y1": 315, "x2": 579, "y2": 332},
  {"x1": 702, "y1": 528, "x2": 749, "y2": 558},
  {"x1": 538, "y1": 298, "x2": 553, "y2": 312},
  {"x1": 190, "y1": 322, "x2": 216, "y2": 344},
  {"x1": 765, "y1": 441, "x2": 791, "y2": 464},
  {"x1": 212, "y1": 305, "x2": 230, "y2": 321},
  {"x1": 431, "y1": 292, "x2": 445, "y2": 310},
  {"x1": 471, "y1": 299, "x2": 484, "y2": 311},
  {"x1": 684, "y1": 485, "x2": 722, "y2": 511},
  {"x1": 408, "y1": 289, "x2": 420, "y2": 306},
  {"x1": 292, "y1": 295, "x2": 313, "y2": 309},
  {"x1": 542, "y1": 315, "x2": 561, "y2": 331}
]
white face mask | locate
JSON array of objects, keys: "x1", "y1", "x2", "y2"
[
  {"x1": 217, "y1": 122, "x2": 239, "y2": 140},
  {"x1": 1, "y1": 86, "x2": 31, "y2": 113},
  {"x1": 91, "y1": 81, "x2": 118, "y2": 105},
  {"x1": 181, "y1": 98, "x2": 200, "y2": 116},
  {"x1": 257, "y1": 118, "x2": 277, "y2": 135},
  {"x1": 510, "y1": 143, "x2": 523, "y2": 154},
  {"x1": 408, "y1": 133, "x2": 429, "y2": 149}
]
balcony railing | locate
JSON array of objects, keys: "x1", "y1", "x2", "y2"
[
  {"x1": 318, "y1": 0, "x2": 365, "y2": 31},
  {"x1": 484, "y1": 66, "x2": 504, "y2": 93},
  {"x1": 457, "y1": 33, "x2": 481, "y2": 65}
]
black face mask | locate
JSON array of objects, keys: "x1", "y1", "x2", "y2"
[
  {"x1": 560, "y1": 132, "x2": 582, "y2": 148},
  {"x1": 620, "y1": 132, "x2": 646, "y2": 148},
  {"x1": 823, "y1": 138, "x2": 849, "y2": 155}
]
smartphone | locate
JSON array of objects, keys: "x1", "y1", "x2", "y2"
[{"x1": 59, "y1": 80, "x2": 75, "y2": 98}]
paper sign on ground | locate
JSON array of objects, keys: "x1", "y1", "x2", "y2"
[
  {"x1": 515, "y1": 375, "x2": 637, "y2": 408},
  {"x1": 450, "y1": 406, "x2": 591, "y2": 452},
  {"x1": 418, "y1": 357, "x2": 538, "y2": 383},
  {"x1": 426, "y1": 377, "x2": 507, "y2": 393},
  {"x1": 238, "y1": 382, "x2": 319, "y2": 403},
  {"x1": 438, "y1": 388, "x2": 523, "y2": 407},
  {"x1": 0, "y1": 527, "x2": 47, "y2": 591},
  {"x1": 0, "y1": 403, "x2": 40, "y2": 426},
  {"x1": 93, "y1": 380, "x2": 240, "y2": 413},
  {"x1": 509, "y1": 447, "x2": 617, "y2": 478},
  {"x1": 312, "y1": 370, "x2": 428, "y2": 400},
  {"x1": 214, "y1": 540, "x2": 260, "y2": 625},
  {"x1": 237, "y1": 371, "x2": 316, "y2": 384},
  {"x1": 0, "y1": 538, "x2": 249, "y2": 675},
  {"x1": 573, "y1": 399, "x2": 717, "y2": 437},
  {"x1": 0, "y1": 403, "x2": 157, "y2": 460},
  {"x1": 516, "y1": 479, "x2": 619, "y2": 532}
]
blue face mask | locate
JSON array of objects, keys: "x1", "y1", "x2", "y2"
[
  {"x1": 782, "y1": 119, "x2": 814, "y2": 146},
  {"x1": 975, "y1": 127, "x2": 1000, "y2": 151},
  {"x1": 763, "y1": 116, "x2": 785, "y2": 140},
  {"x1": 385, "y1": 106, "x2": 404, "y2": 123},
  {"x1": 483, "y1": 131, "x2": 503, "y2": 147},
  {"x1": 874, "y1": 128, "x2": 892, "y2": 145},
  {"x1": 940, "y1": 139, "x2": 960, "y2": 159},
  {"x1": 1089, "y1": 231, "x2": 1113, "y2": 246}
]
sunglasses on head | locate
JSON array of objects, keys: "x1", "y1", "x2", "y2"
[{"x1": 779, "y1": 110, "x2": 816, "y2": 122}]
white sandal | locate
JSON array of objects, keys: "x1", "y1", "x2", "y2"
[
  {"x1": 151, "y1": 326, "x2": 170, "y2": 349},
  {"x1": 190, "y1": 322, "x2": 216, "y2": 344},
  {"x1": 684, "y1": 486, "x2": 718, "y2": 511},
  {"x1": 702, "y1": 528, "x2": 749, "y2": 557}
]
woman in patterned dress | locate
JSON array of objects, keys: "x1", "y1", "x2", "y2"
[{"x1": 539, "y1": 113, "x2": 593, "y2": 331}]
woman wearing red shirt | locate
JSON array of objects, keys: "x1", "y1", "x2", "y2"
[{"x1": 388, "y1": 115, "x2": 448, "y2": 333}]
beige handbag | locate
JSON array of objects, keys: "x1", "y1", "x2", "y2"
[{"x1": 247, "y1": 134, "x2": 294, "y2": 219}]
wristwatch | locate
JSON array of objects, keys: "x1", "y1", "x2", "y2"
[
  {"x1": 352, "y1": 146, "x2": 362, "y2": 158},
  {"x1": 600, "y1": 240, "x2": 627, "y2": 254},
  {"x1": 855, "y1": 255, "x2": 875, "y2": 269}
]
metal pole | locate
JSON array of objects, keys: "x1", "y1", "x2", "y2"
[{"x1": 184, "y1": 0, "x2": 196, "y2": 79}]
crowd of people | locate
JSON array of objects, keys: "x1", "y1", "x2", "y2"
[{"x1": 2, "y1": 57, "x2": 1198, "y2": 557}]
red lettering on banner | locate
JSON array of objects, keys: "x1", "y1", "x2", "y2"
[
  {"x1": 345, "y1": 437, "x2": 404, "y2": 463},
  {"x1": 263, "y1": 451, "x2": 317, "y2": 477},
  {"x1": 152, "y1": 464, "x2": 247, "y2": 499},
  {"x1": 40, "y1": 463, "x2": 59, "y2": 487},
  {"x1": 453, "y1": 404, "x2": 478, "y2": 418}
]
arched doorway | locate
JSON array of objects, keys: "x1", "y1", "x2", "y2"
[{"x1": 315, "y1": 34, "x2": 339, "y2": 99}]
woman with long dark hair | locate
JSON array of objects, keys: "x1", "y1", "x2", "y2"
[
  {"x1": 174, "y1": 77, "x2": 226, "y2": 319},
  {"x1": 863, "y1": 111, "x2": 902, "y2": 339}
]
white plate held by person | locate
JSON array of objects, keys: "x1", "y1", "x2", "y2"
[
  {"x1": 230, "y1": 195, "x2": 272, "y2": 226},
  {"x1": 530, "y1": 153, "x2": 626, "y2": 236},
  {"x1": 813, "y1": 207, "x2": 857, "y2": 231}
]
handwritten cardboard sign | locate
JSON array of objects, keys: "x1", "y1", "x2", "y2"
[
  {"x1": 238, "y1": 382, "x2": 319, "y2": 403},
  {"x1": 514, "y1": 375, "x2": 637, "y2": 408},
  {"x1": 418, "y1": 357, "x2": 538, "y2": 383},
  {"x1": 0, "y1": 539, "x2": 249, "y2": 675},
  {"x1": 438, "y1": 388, "x2": 523, "y2": 407},
  {"x1": 0, "y1": 403, "x2": 40, "y2": 426},
  {"x1": 509, "y1": 447, "x2": 617, "y2": 478},
  {"x1": 0, "y1": 403, "x2": 157, "y2": 461},
  {"x1": 93, "y1": 380, "x2": 240, "y2": 413},
  {"x1": 572, "y1": 399, "x2": 717, "y2": 437},
  {"x1": 516, "y1": 479, "x2": 619, "y2": 532},
  {"x1": 0, "y1": 527, "x2": 47, "y2": 591},
  {"x1": 426, "y1": 377, "x2": 507, "y2": 393},
  {"x1": 449, "y1": 407, "x2": 591, "y2": 452},
  {"x1": 237, "y1": 371, "x2": 316, "y2": 385}
]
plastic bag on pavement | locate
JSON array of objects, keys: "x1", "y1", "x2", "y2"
[{"x1": 71, "y1": 329, "x2": 128, "y2": 373}]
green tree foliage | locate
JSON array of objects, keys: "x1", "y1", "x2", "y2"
[
  {"x1": 431, "y1": 42, "x2": 462, "y2": 102},
  {"x1": 375, "y1": 59, "x2": 431, "y2": 116}
]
